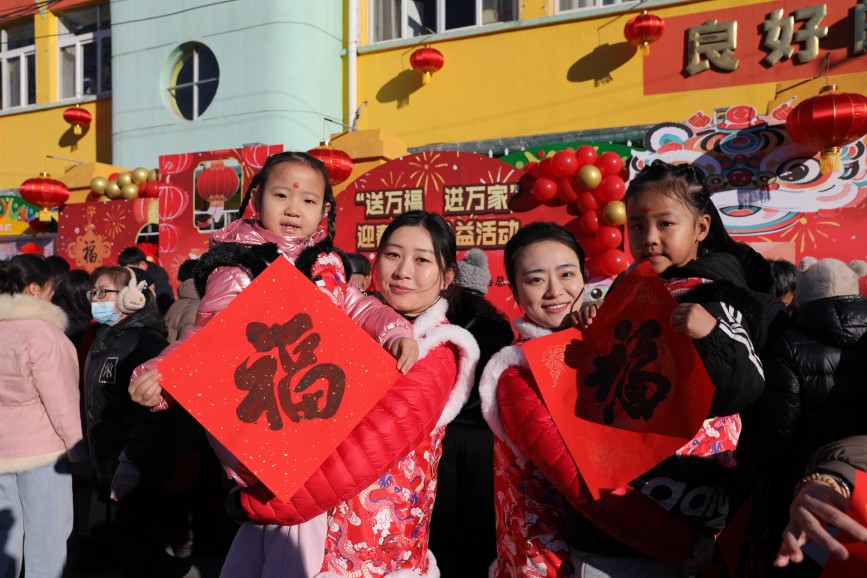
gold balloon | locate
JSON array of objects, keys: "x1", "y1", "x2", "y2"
[
  {"x1": 603, "y1": 200, "x2": 626, "y2": 226},
  {"x1": 121, "y1": 183, "x2": 140, "y2": 200},
  {"x1": 148, "y1": 169, "x2": 160, "y2": 182},
  {"x1": 578, "y1": 165, "x2": 603, "y2": 190},
  {"x1": 117, "y1": 172, "x2": 133, "y2": 187},
  {"x1": 90, "y1": 176, "x2": 108, "y2": 194},
  {"x1": 97, "y1": 194, "x2": 111, "y2": 202},
  {"x1": 131, "y1": 167, "x2": 149, "y2": 184},
  {"x1": 104, "y1": 181, "x2": 122, "y2": 199}
]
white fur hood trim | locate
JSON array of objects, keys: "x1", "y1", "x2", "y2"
[
  {"x1": 0, "y1": 293, "x2": 68, "y2": 331},
  {"x1": 513, "y1": 316, "x2": 552, "y2": 340},
  {"x1": 412, "y1": 298, "x2": 481, "y2": 430},
  {"x1": 478, "y1": 345, "x2": 530, "y2": 461}
]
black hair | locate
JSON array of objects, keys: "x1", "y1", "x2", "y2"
[
  {"x1": 376, "y1": 210, "x2": 458, "y2": 301},
  {"x1": 504, "y1": 222, "x2": 586, "y2": 298},
  {"x1": 177, "y1": 258, "x2": 197, "y2": 282},
  {"x1": 118, "y1": 246, "x2": 147, "y2": 266},
  {"x1": 0, "y1": 254, "x2": 52, "y2": 295},
  {"x1": 346, "y1": 253, "x2": 371, "y2": 277},
  {"x1": 625, "y1": 160, "x2": 773, "y2": 293},
  {"x1": 52, "y1": 269, "x2": 93, "y2": 338},
  {"x1": 237, "y1": 151, "x2": 337, "y2": 241},
  {"x1": 768, "y1": 259, "x2": 799, "y2": 298},
  {"x1": 45, "y1": 255, "x2": 70, "y2": 287}
]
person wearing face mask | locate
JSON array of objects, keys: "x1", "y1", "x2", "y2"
[
  {"x1": 83, "y1": 267, "x2": 188, "y2": 578},
  {"x1": 0, "y1": 254, "x2": 86, "y2": 578}
]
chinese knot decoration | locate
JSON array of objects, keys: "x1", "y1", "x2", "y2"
[
  {"x1": 410, "y1": 45, "x2": 444, "y2": 84},
  {"x1": 623, "y1": 10, "x2": 665, "y2": 57},
  {"x1": 307, "y1": 145, "x2": 354, "y2": 186},
  {"x1": 19, "y1": 172, "x2": 70, "y2": 221},
  {"x1": 786, "y1": 84, "x2": 867, "y2": 174},
  {"x1": 63, "y1": 104, "x2": 92, "y2": 136},
  {"x1": 196, "y1": 160, "x2": 240, "y2": 221}
]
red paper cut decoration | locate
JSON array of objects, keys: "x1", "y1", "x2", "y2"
[
  {"x1": 307, "y1": 145, "x2": 354, "y2": 186},
  {"x1": 196, "y1": 160, "x2": 240, "y2": 221},
  {"x1": 521, "y1": 262, "x2": 714, "y2": 498},
  {"x1": 156, "y1": 258, "x2": 401, "y2": 502},
  {"x1": 20, "y1": 242, "x2": 43, "y2": 255},
  {"x1": 786, "y1": 84, "x2": 867, "y2": 174},
  {"x1": 624, "y1": 10, "x2": 665, "y2": 57},
  {"x1": 63, "y1": 104, "x2": 92, "y2": 135},
  {"x1": 410, "y1": 45, "x2": 445, "y2": 85},
  {"x1": 19, "y1": 172, "x2": 70, "y2": 221}
]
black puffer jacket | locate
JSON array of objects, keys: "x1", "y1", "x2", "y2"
[
  {"x1": 739, "y1": 295, "x2": 867, "y2": 553},
  {"x1": 83, "y1": 306, "x2": 172, "y2": 492}
]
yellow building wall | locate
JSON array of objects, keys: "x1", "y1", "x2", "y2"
[
  {"x1": 355, "y1": 0, "x2": 786, "y2": 148},
  {"x1": 0, "y1": 99, "x2": 112, "y2": 190}
]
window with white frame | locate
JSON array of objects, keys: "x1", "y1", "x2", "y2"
[
  {"x1": 1, "y1": 21, "x2": 36, "y2": 109},
  {"x1": 558, "y1": 0, "x2": 684, "y2": 12},
  {"x1": 166, "y1": 43, "x2": 219, "y2": 121},
  {"x1": 58, "y1": 4, "x2": 111, "y2": 100},
  {"x1": 371, "y1": 0, "x2": 516, "y2": 42}
]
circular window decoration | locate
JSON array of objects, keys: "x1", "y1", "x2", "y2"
[{"x1": 166, "y1": 43, "x2": 219, "y2": 120}]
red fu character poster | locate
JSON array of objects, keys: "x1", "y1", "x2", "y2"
[
  {"x1": 522, "y1": 262, "x2": 715, "y2": 498},
  {"x1": 157, "y1": 257, "x2": 401, "y2": 502}
]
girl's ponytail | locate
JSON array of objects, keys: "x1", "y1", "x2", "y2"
[{"x1": 237, "y1": 173, "x2": 260, "y2": 219}]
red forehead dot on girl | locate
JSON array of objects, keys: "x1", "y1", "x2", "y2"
[{"x1": 293, "y1": 182, "x2": 300, "y2": 188}]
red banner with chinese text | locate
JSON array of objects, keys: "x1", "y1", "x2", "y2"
[
  {"x1": 521, "y1": 262, "x2": 715, "y2": 498},
  {"x1": 156, "y1": 257, "x2": 401, "y2": 502}
]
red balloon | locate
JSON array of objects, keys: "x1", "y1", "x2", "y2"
[
  {"x1": 557, "y1": 178, "x2": 579, "y2": 203},
  {"x1": 524, "y1": 161, "x2": 540, "y2": 178},
  {"x1": 599, "y1": 249, "x2": 629, "y2": 277},
  {"x1": 597, "y1": 151, "x2": 625, "y2": 176},
  {"x1": 538, "y1": 157, "x2": 555, "y2": 180},
  {"x1": 532, "y1": 178, "x2": 558, "y2": 202},
  {"x1": 595, "y1": 226, "x2": 623, "y2": 251},
  {"x1": 108, "y1": 172, "x2": 119, "y2": 181},
  {"x1": 579, "y1": 210, "x2": 600, "y2": 234},
  {"x1": 551, "y1": 150, "x2": 579, "y2": 179},
  {"x1": 575, "y1": 145, "x2": 598, "y2": 167},
  {"x1": 575, "y1": 191, "x2": 598, "y2": 212},
  {"x1": 598, "y1": 175, "x2": 626, "y2": 203}
]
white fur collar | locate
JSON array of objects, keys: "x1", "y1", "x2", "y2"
[
  {"x1": 479, "y1": 345, "x2": 530, "y2": 460},
  {"x1": 411, "y1": 297, "x2": 480, "y2": 429},
  {"x1": 513, "y1": 317, "x2": 553, "y2": 340},
  {"x1": 0, "y1": 293, "x2": 68, "y2": 331}
]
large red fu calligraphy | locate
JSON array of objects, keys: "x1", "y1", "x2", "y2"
[
  {"x1": 522, "y1": 262, "x2": 715, "y2": 498},
  {"x1": 157, "y1": 257, "x2": 401, "y2": 502}
]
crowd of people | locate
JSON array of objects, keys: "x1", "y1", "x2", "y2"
[{"x1": 0, "y1": 152, "x2": 865, "y2": 578}]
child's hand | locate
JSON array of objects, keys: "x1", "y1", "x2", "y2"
[
  {"x1": 571, "y1": 303, "x2": 598, "y2": 329},
  {"x1": 388, "y1": 337, "x2": 419, "y2": 374},
  {"x1": 128, "y1": 369, "x2": 164, "y2": 407},
  {"x1": 670, "y1": 303, "x2": 717, "y2": 339}
]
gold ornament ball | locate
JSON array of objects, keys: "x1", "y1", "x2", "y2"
[
  {"x1": 121, "y1": 183, "x2": 140, "y2": 200},
  {"x1": 579, "y1": 165, "x2": 603, "y2": 190},
  {"x1": 90, "y1": 176, "x2": 108, "y2": 194},
  {"x1": 131, "y1": 167, "x2": 149, "y2": 184},
  {"x1": 603, "y1": 200, "x2": 626, "y2": 226},
  {"x1": 97, "y1": 194, "x2": 112, "y2": 202},
  {"x1": 104, "y1": 181, "x2": 122, "y2": 199},
  {"x1": 148, "y1": 168, "x2": 160, "y2": 182},
  {"x1": 116, "y1": 172, "x2": 133, "y2": 187}
]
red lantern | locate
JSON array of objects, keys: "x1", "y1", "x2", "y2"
[
  {"x1": 786, "y1": 84, "x2": 867, "y2": 173},
  {"x1": 624, "y1": 10, "x2": 665, "y2": 57},
  {"x1": 20, "y1": 242, "x2": 44, "y2": 256},
  {"x1": 19, "y1": 172, "x2": 70, "y2": 221},
  {"x1": 410, "y1": 45, "x2": 444, "y2": 85},
  {"x1": 63, "y1": 104, "x2": 92, "y2": 136},
  {"x1": 307, "y1": 145, "x2": 354, "y2": 186},
  {"x1": 196, "y1": 161, "x2": 240, "y2": 221}
]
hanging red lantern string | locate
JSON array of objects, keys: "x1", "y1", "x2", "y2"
[
  {"x1": 307, "y1": 144, "x2": 354, "y2": 186},
  {"x1": 410, "y1": 45, "x2": 445, "y2": 85},
  {"x1": 19, "y1": 172, "x2": 70, "y2": 221},
  {"x1": 63, "y1": 104, "x2": 92, "y2": 135},
  {"x1": 786, "y1": 84, "x2": 867, "y2": 174},
  {"x1": 195, "y1": 160, "x2": 240, "y2": 221},
  {"x1": 624, "y1": 10, "x2": 666, "y2": 57}
]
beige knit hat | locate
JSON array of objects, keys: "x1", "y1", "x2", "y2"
[{"x1": 794, "y1": 257, "x2": 867, "y2": 306}]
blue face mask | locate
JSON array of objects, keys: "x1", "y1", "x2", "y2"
[{"x1": 91, "y1": 301, "x2": 121, "y2": 325}]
